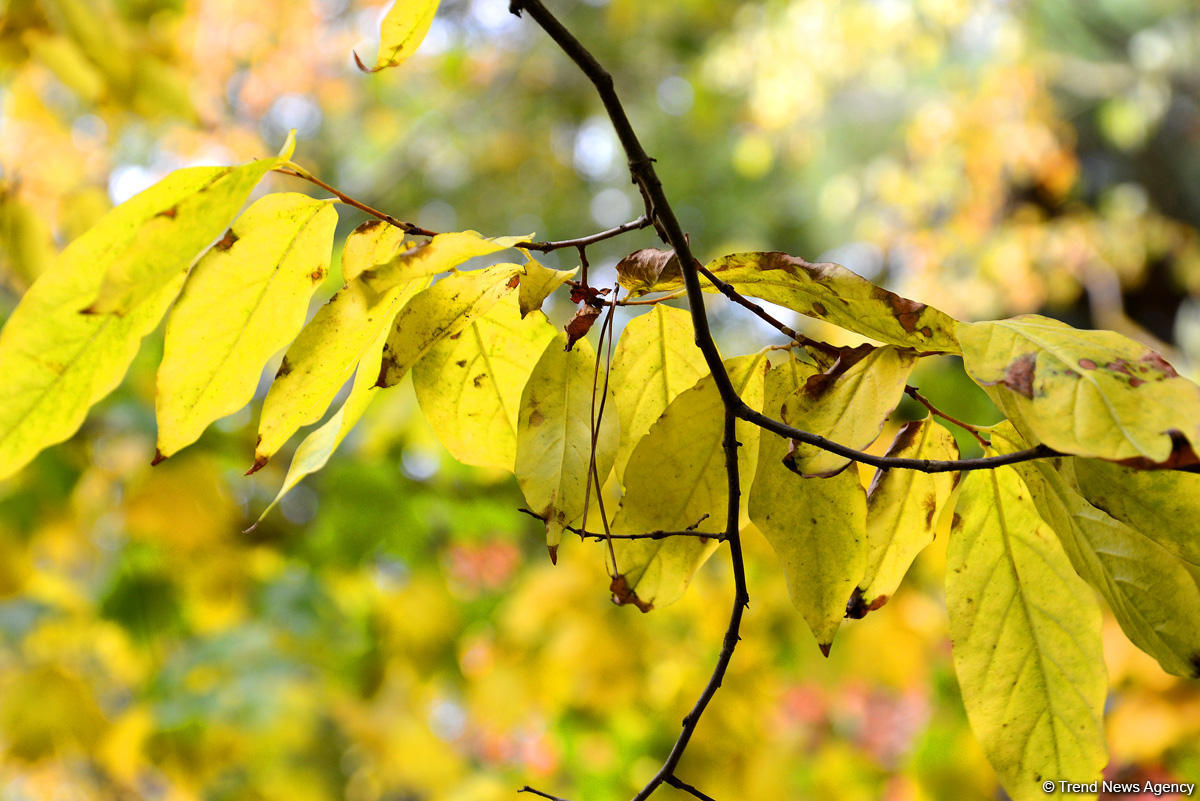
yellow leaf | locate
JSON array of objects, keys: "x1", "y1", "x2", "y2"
[
  {"x1": 340, "y1": 219, "x2": 410, "y2": 283},
  {"x1": 517, "y1": 256, "x2": 576, "y2": 318},
  {"x1": 360, "y1": 0, "x2": 441, "y2": 73},
  {"x1": 856, "y1": 419, "x2": 960, "y2": 611},
  {"x1": 85, "y1": 138, "x2": 292, "y2": 315},
  {"x1": 155, "y1": 193, "x2": 338, "y2": 459},
  {"x1": 259, "y1": 322, "x2": 393, "y2": 522},
  {"x1": 376, "y1": 262, "x2": 523, "y2": 388},
  {"x1": 413, "y1": 293, "x2": 557, "y2": 471},
  {"x1": 0, "y1": 263, "x2": 184, "y2": 479},
  {"x1": 254, "y1": 274, "x2": 429, "y2": 467},
  {"x1": 611, "y1": 352, "x2": 768, "y2": 609},
  {"x1": 514, "y1": 333, "x2": 620, "y2": 550},
  {"x1": 783, "y1": 345, "x2": 917, "y2": 477},
  {"x1": 608, "y1": 304, "x2": 710, "y2": 481},
  {"x1": 991, "y1": 424, "x2": 1200, "y2": 678},
  {"x1": 644, "y1": 251, "x2": 960, "y2": 352},
  {"x1": 749, "y1": 355, "x2": 867, "y2": 652},
  {"x1": 947, "y1": 461, "x2": 1107, "y2": 801},
  {"x1": 360, "y1": 230, "x2": 527, "y2": 295},
  {"x1": 957, "y1": 314, "x2": 1200, "y2": 465}
]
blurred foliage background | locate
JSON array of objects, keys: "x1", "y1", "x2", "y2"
[{"x1": 3, "y1": 0, "x2": 1200, "y2": 799}]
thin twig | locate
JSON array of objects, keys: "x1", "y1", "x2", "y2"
[
  {"x1": 903, "y1": 385, "x2": 991, "y2": 448},
  {"x1": 664, "y1": 776, "x2": 718, "y2": 801},
  {"x1": 278, "y1": 165, "x2": 651, "y2": 254},
  {"x1": 517, "y1": 508, "x2": 718, "y2": 541},
  {"x1": 518, "y1": 787, "x2": 573, "y2": 801},
  {"x1": 583, "y1": 284, "x2": 621, "y2": 570}
]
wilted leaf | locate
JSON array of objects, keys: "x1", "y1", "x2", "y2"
[
  {"x1": 376, "y1": 263, "x2": 523, "y2": 388},
  {"x1": 156, "y1": 193, "x2": 338, "y2": 459},
  {"x1": 957, "y1": 315, "x2": 1200, "y2": 465},
  {"x1": 414, "y1": 294, "x2": 557, "y2": 471},
  {"x1": 615, "y1": 248, "x2": 684, "y2": 294},
  {"x1": 85, "y1": 133, "x2": 295, "y2": 315},
  {"x1": 782, "y1": 345, "x2": 917, "y2": 477},
  {"x1": 515, "y1": 333, "x2": 619, "y2": 552},
  {"x1": 357, "y1": 0, "x2": 440, "y2": 73},
  {"x1": 611, "y1": 352, "x2": 768, "y2": 610},
  {"x1": 750, "y1": 355, "x2": 866, "y2": 652},
  {"x1": 518, "y1": 257, "x2": 576, "y2": 318},
  {"x1": 855, "y1": 419, "x2": 959, "y2": 613},
  {"x1": 643, "y1": 251, "x2": 960, "y2": 352},
  {"x1": 609, "y1": 304, "x2": 710, "y2": 481},
  {"x1": 947, "y1": 463, "x2": 1107, "y2": 801}
]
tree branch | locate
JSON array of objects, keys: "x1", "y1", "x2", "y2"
[
  {"x1": 517, "y1": 508, "x2": 718, "y2": 541},
  {"x1": 664, "y1": 775, "x2": 718, "y2": 801}
]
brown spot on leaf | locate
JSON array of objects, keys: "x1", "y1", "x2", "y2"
[
  {"x1": 870, "y1": 286, "x2": 927, "y2": 333},
  {"x1": 275, "y1": 357, "x2": 292, "y2": 379},
  {"x1": 547, "y1": 544, "x2": 558, "y2": 565},
  {"x1": 1130, "y1": 377, "x2": 1145, "y2": 388},
  {"x1": 1140, "y1": 351, "x2": 1179, "y2": 378},
  {"x1": 1003, "y1": 352, "x2": 1037, "y2": 399},
  {"x1": 310, "y1": 268, "x2": 326, "y2": 283},
  {"x1": 156, "y1": 205, "x2": 178, "y2": 219},
  {"x1": 472, "y1": 373, "x2": 486, "y2": 388},
  {"x1": 353, "y1": 219, "x2": 384, "y2": 234},
  {"x1": 924, "y1": 493, "x2": 938, "y2": 528},
  {"x1": 564, "y1": 302, "x2": 601, "y2": 351},
  {"x1": 215, "y1": 229, "x2": 238, "y2": 250},
  {"x1": 1078, "y1": 358, "x2": 1097, "y2": 370},
  {"x1": 151, "y1": 449, "x2": 167, "y2": 466},
  {"x1": 845, "y1": 588, "x2": 869, "y2": 619},
  {"x1": 448, "y1": 331, "x2": 461, "y2": 340},
  {"x1": 528, "y1": 409, "x2": 546, "y2": 427},
  {"x1": 804, "y1": 344, "x2": 875, "y2": 397},
  {"x1": 455, "y1": 359, "x2": 467, "y2": 368},
  {"x1": 1191, "y1": 653, "x2": 1200, "y2": 679},
  {"x1": 376, "y1": 354, "x2": 400, "y2": 388},
  {"x1": 506, "y1": 274, "x2": 521, "y2": 289},
  {"x1": 812, "y1": 302, "x2": 828, "y2": 316},
  {"x1": 868, "y1": 595, "x2": 888, "y2": 612},
  {"x1": 246, "y1": 454, "x2": 268, "y2": 475},
  {"x1": 610, "y1": 574, "x2": 653, "y2": 612},
  {"x1": 951, "y1": 512, "x2": 962, "y2": 530}
]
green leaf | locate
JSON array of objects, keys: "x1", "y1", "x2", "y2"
[
  {"x1": 856, "y1": 419, "x2": 959, "y2": 612},
  {"x1": 1073, "y1": 459, "x2": 1200, "y2": 567},
  {"x1": 514, "y1": 333, "x2": 620, "y2": 553},
  {"x1": 256, "y1": 319, "x2": 392, "y2": 524},
  {"x1": 990, "y1": 424, "x2": 1200, "y2": 678},
  {"x1": 608, "y1": 305, "x2": 710, "y2": 481},
  {"x1": 358, "y1": 0, "x2": 440, "y2": 73},
  {"x1": 155, "y1": 193, "x2": 338, "y2": 459},
  {"x1": 946, "y1": 463, "x2": 1107, "y2": 801},
  {"x1": 340, "y1": 219, "x2": 410, "y2": 283},
  {"x1": 957, "y1": 314, "x2": 1200, "y2": 465},
  {"x1": 253, "y1": 275, "x2": 429, "y2": 469},
  {"x1": 0, "y1": 262, "x2": 185, "y2": 480},
  {"x1": 376, "y1": 263, "x2": 523, "y2": 388},
  {"x1": 413, "y1": 293, "x2": 557, "y2": 471},
  {"x1": 782, "y1": 345, "x2": 917, "y2": 477},
  {"x1": 749, "y1": 355, "x2": 867, "y2": 653},
  {"x1": 84, "y1": 134, "x2": 294, "y2": 315},
  {"x1": 610, "y1": 352, "x2": 768, "y2": 610},
  {"x1": 517, "y1": 257, "x2": 576, "y2": 318},
  {"x1": 359, "y1": 231, "x2": 527, "y2": 295},
  {"x1": 642, "y1": 251, "x2": 960, "y2": 352}
]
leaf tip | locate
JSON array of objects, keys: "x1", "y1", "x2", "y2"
[
  {"x1": 352, "y1": 49, "x2": 373, "y2": 73},
  {"x1": 547, "y1": 544, "x2": 558, "y2": 565},
  {"x1": 246, "y1": 454, "x2": 269, "y2": 475},
  {"x1": 818, "y1": 642, "x2": 832, "y2": 658},
  {"x1": 151, "y1": 449, "x2": 167, "y2": 467}
]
